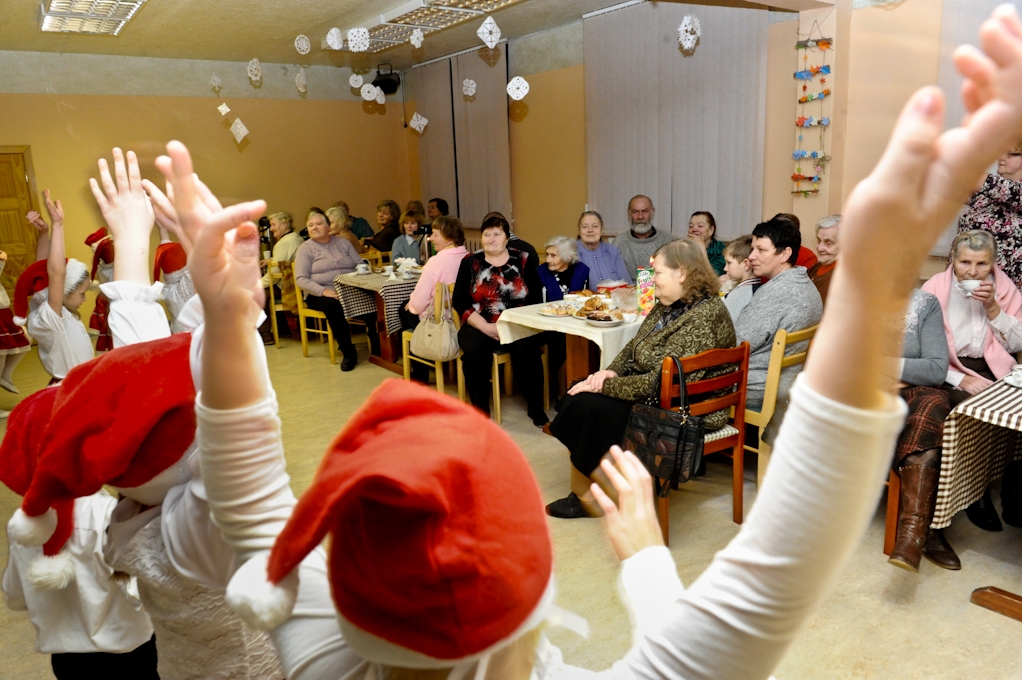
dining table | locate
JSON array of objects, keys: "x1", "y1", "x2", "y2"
[
  {"x1": 334, "y1": 271, "x2": 419, "y2": 373},
  {"x1": 495, "y1": 304, "x2": 643, "y2": 383}
]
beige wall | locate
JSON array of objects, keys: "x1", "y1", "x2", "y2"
[
  {"x1": 0, "y1": 93, "x2": 412, "y2": 318},
  {"x1": 762, "y1": 19, "x2": 799, "y2": 224}
]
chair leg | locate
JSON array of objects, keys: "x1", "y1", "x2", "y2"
[
  {"x1": 435, "y1": 360, "x2": 445, "y2": 393},
  {"x1": 656, "y1": 487, "x2": 670, "y2": 547},
  {"x1": 884, "y1": 470, "x2": 900, "y2": 556},
  {"x1": 300, "y1": 315, "x2": 310, "y2": 358},
  {"x1": 270, "y1": 301, "x2": 279, "y2": 348},
  {"x1": 504, "y1": 360, "x2": 513, "y2": 396},
  {"x1": 541, "y1": 345, "x2": 550, "y2": 411},
  {"x1": 492, "y1": 357, "x2": 502, "y2": 425},
  {"x1": 402, "y1": 333, "x2": 412, "y2": 381},
  {"x1": 327, "y1": 324, "x2": 336, "y2": 365},
  {"x1": 457, "y1": 357, "x2": 466, "y2": 402},
  {"x1": 756, "y1": 441, "x2": 772, "y2": 488},
  {"x1": 732, "y1": 444, "x2": 744, "y2": 525}
]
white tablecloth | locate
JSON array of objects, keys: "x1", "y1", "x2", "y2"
[{"x1": 496, "y1": 304, "x2": 643, "y2": 369}]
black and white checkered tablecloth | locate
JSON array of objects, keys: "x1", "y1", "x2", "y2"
[
  {"x1": 334, "y1": 273, "x2": 418, "y2": 336},
  {"x1": 931, "y1": 379, "x2": 1022, "y2": 528}
]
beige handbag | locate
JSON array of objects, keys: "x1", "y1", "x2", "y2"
[{"x1": 410, "y1": 283, "x2": 460, "y2": 362}]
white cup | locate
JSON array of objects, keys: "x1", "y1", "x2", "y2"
[
  {"x1": 623, "y1": 313, "x2": 637, "y2": 323},
  {"x1": 1012, "y1": 364, "x2": 1022, "y2": 377},
  {"x1": 960, "y1": 279, "x2": 982, "y2": 296},
  {"x1": 355, "y1": 263, "x2": 370, "y2": 274},
  {"x1": 383, "y1": 265, "x2": 394, "y2": 275},
  {"x1": 262, "y1": 250, "x2": 271, "y2": 260}
]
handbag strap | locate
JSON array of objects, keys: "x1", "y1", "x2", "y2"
[
  {"x1": 435, "y1": 283, "x2": 454, "y2": 323},
  {"x1": 648, "y1": 356, "x2": 691, "y2": 414}
]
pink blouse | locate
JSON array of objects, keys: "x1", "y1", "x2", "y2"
[{"x1": 407, "y1": 245, "x2": 469, "y2": 318}]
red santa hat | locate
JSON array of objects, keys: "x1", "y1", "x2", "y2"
[
  {"x1": 85, "y1": 228, "x2": 114, "y2": 280},
  {"x1": 7, "y1": 333, "x2": 197, "y2": 585},
  {"x1": 153, "y1": 242, "x2": 187, "y2": 282},
  {"x1": 229, "y1": 379, "x2": 554, "y2": 671},
  {"x1": 83, "y1": 227, "x2": 108, "y2": 248},
  {"x1": 13, "y1": 258, "x2": 90, "y2": 325}
]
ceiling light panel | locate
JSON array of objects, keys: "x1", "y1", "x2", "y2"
[
  {"x1": 39, "y1": 0, "x2": 147, "y2": 35},
  {"x1": 361, "y1": 0, "x2": 527, "y2": 52}
]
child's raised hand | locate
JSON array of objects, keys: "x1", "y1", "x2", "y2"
[
  {"x1": 592, "y1": 446, "x2": 664, "y2": 561},
  {"x1": 26, "y1": 210, "x2": 47, "y2": 232},
  {"x1": 143, "y1": 179, "x2": 192, "y2": 254},
  {"x1": 41, "y1": 190, "x2": 63, "y2": 228},
  {"x1": 159, "y1": 140, "x2": 266, "y2": 325},
  {"x1": 88, "y1": 148, "x2": 154, "y2": 243}
]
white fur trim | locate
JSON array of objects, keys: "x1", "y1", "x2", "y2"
[
  {"x1": 27, "y1": 551, "x2": 76, "y2": 590},
  {"x1": 7, "y1": 507, "x2": 57, "y2": 546},
  {"x1": 12, "y1": 315, "x2": 26, "y2": 326},
  {"x1": 226, "y1": 552, "x2": 299, "y2": 631},
  {"x1": 64, "y1": 259, "x2": 89, "y2": 294}
]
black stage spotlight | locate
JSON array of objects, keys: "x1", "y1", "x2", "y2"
[{"x1": 372, "y1": 64, "x2": 401, "y2": 95}]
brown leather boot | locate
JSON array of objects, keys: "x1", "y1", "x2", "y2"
[
  {"x1": 922, "y1": 528, "x2": 961, "y2": 570},
  {"x1": 888, "y1": 465, "x2": 938, "y2": 572}
]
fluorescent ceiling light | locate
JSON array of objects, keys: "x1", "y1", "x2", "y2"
[
  {"x1": 354, "y1": 0, "x2": 527, "y2": 53},
  {"x1": 39, "y1": 0, "x2": 147, "y2": 35}
]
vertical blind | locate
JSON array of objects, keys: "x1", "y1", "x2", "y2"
[
  {"x1": 407, "y1": 60, "x2": 458, "y2": 213},
  {"x1": 584, "y1": 2, "x2": 767, "y2": 239}
]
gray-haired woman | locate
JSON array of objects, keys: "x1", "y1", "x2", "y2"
[{"x1": 538, "y1": 236, "x2": 590, "y2": 301}]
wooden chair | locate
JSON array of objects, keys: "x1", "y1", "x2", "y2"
[
  {"x1": 456, "y1": 339, "x2": 550, "y2": 425},
  {"x1": 293, "y1": 272, "x2": 336, "y2": 365},
  {"x1": 654, "y1": 344, "x2": 751, "y2": 543},
  {"x1": 363, "y1": 249, "x2": 383, "y2": 269},
  {"x1": 745, "y1": 325, "x2": 818, "y2": 485},
  {"x1": 380, "y1": 250, "x2": 392, "y2": 265},
  {"x1": 402, "y1": 283, "x2": 466, "y2": 400},
  {"x1": 267, "y1": 260, "x2": 286, "y2": 348}
]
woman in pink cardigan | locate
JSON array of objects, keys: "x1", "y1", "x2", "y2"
[{"x1": 400, "y1": 215, "x2": 469, "y2": 382}]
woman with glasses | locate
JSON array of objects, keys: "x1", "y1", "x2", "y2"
[
  {"x1": 575, "y1": 211, "x2": 631, "y2": 290},
  {"x1": 958, "y1": 141, "x2": 1022, "y2": 289}
]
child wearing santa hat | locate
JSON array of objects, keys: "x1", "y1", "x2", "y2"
[
  {"x1": 84, "y1": 226, "x2": 114, "y2": 352},
  {"x1": 175, "y1": 5, "x2": 1022, "y2": 674},
  {"x1": 153, "y1": 226, "x2": 194, "y2": 330},
  {"x1": 0, "y1": 249, "x2": 31, "y2": 396}
]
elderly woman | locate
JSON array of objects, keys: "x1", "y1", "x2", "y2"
[
  {"x1": 333, "y1": 200, "x2": 375, "y2": 239},
  {"x1": 807, "y1": 214, "x2": 841, "y2": 302},
  {"x1": 367, "y1": 200, "x2": 402, "y2": 253},
  {"x1": 958, "y1": 141, "x2": 1022, "y2": 289},
  {"x1": 923, "y1": 229, "x2": 1022, "y2": 534},
  {"x1": 453, "y1": 214, "x2": 547, "y2": 426},
  {"x1": 538, "y1": 236, "x2": 590, "y2": 301},
  {"x1": 575, "y1": 211, "x2": 631, "y2": 290},
  {"x1": 546, "y1": 238, "x2": 737, "y2": 518},
  {"x1": 687, "y1": 210, "x2": 726, "y2": 276},
  {"x1": 390, "y1": 211, "x2": 425, "y2": 264},
  {"x1": 326, "y1": 205, "x2": 365, "y2": 255},
  {"x1": 258, "y1": 211, "x2": 304, "y2": 344},
  {"x1": 293, "y1": 208, "x2": 362, "y2": 371}
]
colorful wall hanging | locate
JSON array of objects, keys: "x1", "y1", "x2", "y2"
[{"x1": 791, "y1": 24, "x2": 833, "y2": 198}]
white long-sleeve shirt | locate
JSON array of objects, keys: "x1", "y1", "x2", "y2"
[{"x1": 195, "y1": 361, "x2": 906, "y2": 679}]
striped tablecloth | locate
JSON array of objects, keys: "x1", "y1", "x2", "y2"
[
  {"x1": 334, "y1": 273, "x2": 418, "y2": 336},
  {"x1": 931, "y1": 379, "x2": 1022, "y2": 529}
]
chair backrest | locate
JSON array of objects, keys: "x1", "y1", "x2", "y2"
[
  {"x1": 292, "y1": 270, "x2": 308, "y2": 314},
  {"x1": 757, "y1": 324, "x2": 818, "y2": 421},
  {"x1": 447, "y1": 283, "x2": 461, "y2": 330},
  {"x1": 364, "y1": 249, "x2": 383, "y2": 268},
  {"x1": 659, "y1": 343, "x2": 751, "y2": 431}
]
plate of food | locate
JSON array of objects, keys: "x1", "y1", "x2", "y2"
[
  {"x1": 584, "y1": 309, "x2": 624, "y2": 327},
  {"x1": 539, "y1": 302, "x2": 576, "y2": 317},
  {"x1": 573, "y1": 296, "x2": 615, "y2": 319}
]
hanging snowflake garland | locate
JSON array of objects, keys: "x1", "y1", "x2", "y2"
[
  {"x1": 326, "y1": 28, "x2": 344, "y2": 50},
  {"x1": 360, "y1": 83, "x2": 378, "y2": 101},
  {"x1": 210, "y1": 74, "x2": 222, "y2": 93},
  {"x1": 295, "y1": 35, "x2": 311, "y2": 55},
  {"x1": 295, "y1": 69, "x2": 307, "y2": 93},
  {"x1": 409, "y1": 113, "x2": 428, "y2": 133},
  {"x1": 217, "y1": 102, "x2": 230, "y2": 116},
  {"x1": 462, "y1": 79, "x2": 477, "y2": 97},
  {"x1": 506, "y1": 76, "x2": 529, "y2": 101},
  {"x1": 375, "y1": 87, "x2": 386, "y2": 105},
  {"x1": 350, "y1": 73, "x2": 363, "y2": 89},
  {"x1": 678, "y1": 15, "x2": 701, "y2": 52},
  {"x1": 247, "y1": 58, "x2": 262, "y2": 82},
  {"x1": 348, "y1": 27, "x2": 371, "y2": 52},
  {"x1": 477, "y1": 16, "x2": 501, "y2": 49},
  {"x1": 230, "y1": 118, "x2": 249, "y2": 144},
  {"x1": 410, "y1": 28, "x2": 424, "y2": 48}
]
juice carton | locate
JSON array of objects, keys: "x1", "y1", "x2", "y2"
[{"x1": 636, "y1": 267, "x2": 655, "y2": 316}]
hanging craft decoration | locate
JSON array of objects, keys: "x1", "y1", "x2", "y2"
[
  {"x1": 230, "y1": 118, "x2": 250, "y2": 144},
  {"x1": 247, "y1": 58, "x2": 262, "y2": 82},
  {"x1": 217, "y1": 102, "x2": 231, "y2": 116},
  {"x1": 795, "y1": 116, "x2": 829, "y2": 127},
  {"x1": 327, "y1": 28, "x2": 344, "y2": 50},
  {"x1": 677, "y1": 15, "x2": 701, "y2": 52},
  {"x1": 795, "y1": 37, "x2": 832, "y2": 50},
  {"x1": 348, "y1": 27, "x2": 371, "y2": 52},
  {"x1": 210, "y1": 74, "x2": 222, "y2": 94},
  {"x1": 375, "y1": 87, "x2": 386, "y2": 105},
  {"x1": 409, "y1": 113, "x2": 428, "y2": 133},
  {"x1": 410, "y1": 28, "x2": 424, "y2": 48},
  {"x1": 463, "y1": 79, "x2": 477, "y2": 96},
  {"x1": 798, "y1": 89, "x2": 831, "y2": 104},
  {"x1": 477, "y1": 16, "x2": 501, "y2": 49},
  {"x1": 360, "y1": 82, "x2": 378, "y2": 101},
  {"x1": 295, "y1": 35, "x2": 311, "y2": 55},
  {"x1": 794, "y1": 64, "x2": 830, "y2": 79},
  {"x1": 350, "y1": 73, "x2": 364, "y2": 89},
  {"x1": 790, "y1": 24, "x2": 832, "y2": 198},
  {"x1": 295, "y1": 69, "x2": 307, "y2": 94},
  {"x1": 506, "y1": 76, "x2": 529, "y2": 101}
]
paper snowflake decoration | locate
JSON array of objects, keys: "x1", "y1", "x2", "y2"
[
  {"x1": 678, "y1": 15, "x2": 701, "y2": 52},
  {"x1": 217, "y1": 102, "x2": 230, "y2": 116},
  {"x1": 295, "y1": 34, "x2": 311, "y2": 55},
  {"x1": 410, "y1": 28, "x2": 424, "y2": 48},
  {"x1": 247, "y1": 58, "x2": 262, "y2": 82},
  {"x1": 326, "y1": 27, "x2": 344, "y2": 50},
  {"x1": 409, "y1": 113, "x2": 428, "y2": 133},
  {"x1": 462, "y1": 78, "x2": 477, "y2": 96},
  {"x1": 350, "y1": 73, "x2": 363, "y2": 89},
  {"x1": 348, "y1": 27, "x2": 371, "y2": 52},
  {"x1": 360, "y1": 82, "x2": 378, "y2": 101},
  {"x1": 295, "y1": 69, "x2": 307, "y2": 93},
  {"x1": 230, "y1": 118, "x2": 249, "y2": 144},
  {"x1": 506, "y1": 76, "x2": 530, "y2": 101},
  {"x1": 477, "y1": 16, "x2": 501, "y2": 49},
  {"x1": 210, "y1": 74, "x2": 222, "y2": 93},
  {"x1": 375, "y1": 87, "x2": 386, "y2": 105}
]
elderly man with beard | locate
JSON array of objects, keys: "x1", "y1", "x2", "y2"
[{"x1": 614, "y1": 195, "x2": 678, "y2": 281}]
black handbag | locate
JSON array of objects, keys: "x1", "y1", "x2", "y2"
[{"x1": 623, "y1": 357, "x2": 705, "y2": 497}]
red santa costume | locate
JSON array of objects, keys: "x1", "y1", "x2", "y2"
[
  {"x1": 0, "y1": 257, "x2": 31, "y2": 394},
  {"x1": 85, "y1": 228, "x2": 114, "y2": 352},
  {"x1": 152, "y1": 240, "x2": 194, "y2": 329}
]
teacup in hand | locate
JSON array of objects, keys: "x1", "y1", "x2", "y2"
[{"x1": 959, "y1": 279, "x2": 982, "y2": 296}]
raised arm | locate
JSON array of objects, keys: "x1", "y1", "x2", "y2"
[
  {"x1": 27, "y1": 203, "x2": 50, "y2": 262},
  {"x1": 89, "y1": 148, "x2": 155, "y2": 286},
  {"x1": 44, "y1": 192, "x2": 66, "y2": 316}
]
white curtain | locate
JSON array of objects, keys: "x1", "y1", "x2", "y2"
[
  {"x1": 584, "y1": 2, "x2": 767, "y2": 239},
  {"x1": 408, "y1": 61, "x2": 458, "y2": 215}
]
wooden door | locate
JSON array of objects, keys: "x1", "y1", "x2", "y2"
[{"x1": 0, "y1": 153, "x2": 38, "y2": 298}]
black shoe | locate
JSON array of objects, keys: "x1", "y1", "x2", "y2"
[
  {"x1": 529, "y1": 410, "x2": 550, "y2": 428},
  {"x1": 545, "y1": 493, "x2": 591, "y2": 519},
  {"x1": 341, "y1": 355, "x2": 357, "y2": 372},
  {"x1": 1001, "y1": 462, "x2": 1022, "y2": 528},
  {"x1": 966, "y1": 489, "x2": 1003, "y2": 531}
]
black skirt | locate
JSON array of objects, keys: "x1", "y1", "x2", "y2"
[{"x1": 549, "y1": 392, "x2": 634, "y2": 476}]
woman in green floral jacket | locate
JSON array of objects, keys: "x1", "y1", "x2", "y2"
[{"x1": 546, "y1": 238, "x2": 737, "y2": 519}]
